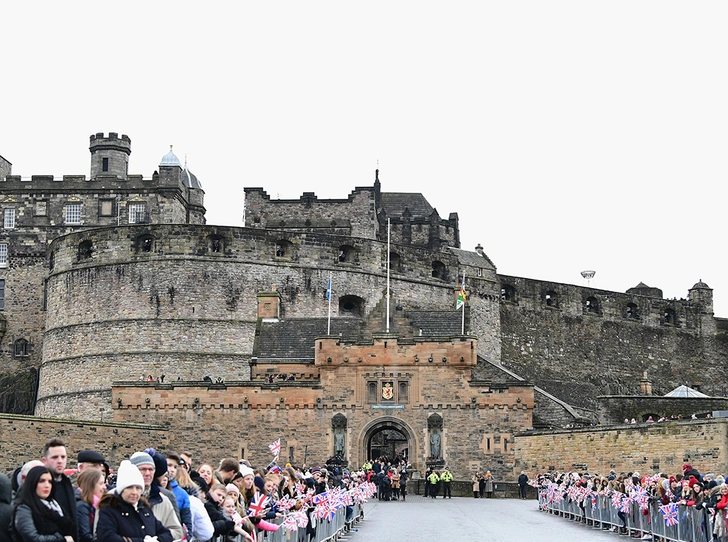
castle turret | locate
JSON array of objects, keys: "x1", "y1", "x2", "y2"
[
  {"x1": 89, "y1": 132, "x2": 131, "y2": 180},
  {"x1": 689, "y1": 280, "x2": 713, "y2": 314}
]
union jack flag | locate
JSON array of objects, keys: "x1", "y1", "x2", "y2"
[
  {"x1": 248, "y1": 493, "x2": 270, "y2": 517},
  {"x1": 619, "y1": 496, "x2": 633, "y2": 514},
  {"x1": 660, "y1": 503, "x2": 679, "y2": 527},
  {"x1": 282, "y1": 515, "x2": 298, "y2": 532},
  {"x1": 268, "y1": 438, "x2": 281, "y2": 458},
  {"x1": 292, "y1": 510, "x2": 308, "y2": 528}
]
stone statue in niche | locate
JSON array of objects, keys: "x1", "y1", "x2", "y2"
[
  {"x1": 334, "y1": 428, "x2": 345, "y2": 456},
  {"x1": 430, "y1": 430, "x2": 441, "y2": 459}
]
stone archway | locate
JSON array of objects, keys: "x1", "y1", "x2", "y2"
[{"x1": 359, "y1": 417, "x2": 417, "y2": 467}]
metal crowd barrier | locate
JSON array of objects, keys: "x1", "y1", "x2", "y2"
[
  {"x1": 215, "y1": 503, "x2": 364, "y2": 542},
  {"x1": 537, "y1": 488, "x2": 718, "y2": 542}
]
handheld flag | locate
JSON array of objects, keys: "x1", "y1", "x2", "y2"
[
  {"x1": 268, "y1": 438, "x2": 281, "y2": 458},
  {"x1": 248, "y1": 493, "x2": 270, "y2": 517}
]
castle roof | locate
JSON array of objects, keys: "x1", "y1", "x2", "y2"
[
  {"x1": 255, "y1": 318, "x2": 363, "y2": 360},
  {"x1": 691, "y1": 280, "x2": 711, "y2": 290},
  {"x1": 184, "y1": 161, "x2": 202, "y2": 189},
  {"x1": 407, "y1": 311, "x2": 467, "y2": 336},
  {"x1": 159, "y1": 146, "x2": 181, "y2": 167},
  {"x1": 449, "y1": 247, "x2": 496, "y2": 271},
  {"x1": 664, "y1": 385, "x2": 709, "y2": 398},
  {"x1": 380, "y1": 192, "x2": 434, "y2": 218}
]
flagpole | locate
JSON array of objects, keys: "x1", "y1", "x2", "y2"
[
  {"x1": 461, "y1": 271, "x2": 466, "y2": 335},
  {"x1": 386, "y1": 218, "x2": 391, "y2": 333},
  {"x1": 327, "y1": 271, "x2": 332, "y2": 335}
]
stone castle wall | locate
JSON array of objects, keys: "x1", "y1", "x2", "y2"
[
  {"x1": 498, "y1": 275, "x2": 728, "y2": 411},
  {"x1": 112, "y1": 375, "x2": 533, "y2": 480},
  {"x1": 38, "y1": 224, "x2": 500, "y2": 417},
  {"x1": 0, "y1": 413, "x2": 169, "y2": 475},
  {"x1": 514, "y1": 418, "x2": 728, "y2": 477}
]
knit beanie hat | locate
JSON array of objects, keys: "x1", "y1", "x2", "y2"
[
  {"x1": 226, "y1": 484, "x2": 239, "y2": 494},
  {"x1": 254, "y1": 475, "x2": 265, "y2": 492},
  {"x1": 115, "y1": 460, "x2": 144, "y2": 494},
  {"x1": 240, "y1": 465, "x2": 254, "y2": 478},
  {"x1": 129, "y1": 452, "x2": 155, "y2": 468}
]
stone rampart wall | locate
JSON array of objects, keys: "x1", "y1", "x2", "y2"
[
  {"x1": 0, "y1": 413, "x2": 169, "y2": 475},
  {"x1": 513, "y1": 419, "x2": 728, "y2": 477}
]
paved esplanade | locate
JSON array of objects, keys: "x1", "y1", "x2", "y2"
[{"x1": 351, "y1": 496, "x2": 617, "y2": 542}]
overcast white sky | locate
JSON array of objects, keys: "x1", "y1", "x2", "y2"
[{"x1": 2, "y1": 2, "x2": 726, "y2": 316}]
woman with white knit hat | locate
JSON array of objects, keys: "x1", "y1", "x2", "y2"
[{"x1": 96, "y1": 461, "x2": 173, "y2": 542}]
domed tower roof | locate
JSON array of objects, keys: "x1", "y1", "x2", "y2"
[
  {"x1": 183, "y1": 157, "x2": 202, "y2": 189},
  {"x1": 159, "y1": 145, "x2": 181, "y2": 167},
  {"x1": 691, "y1": 279, "x2": 711, "y2": 290}
]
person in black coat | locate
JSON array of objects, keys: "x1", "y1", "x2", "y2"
[
  {"x1": 518, "y1": 471, "x2": 529, "y2": 499},
  {"x1": 13, "y1": 466, "x2": 75, "y2": 542},
  {"x1": 96, "y1": 461, "x2": 172, "y2": 542},
  {"x1": 0, "y1": 473, "x2": 13, "y2": 542}
]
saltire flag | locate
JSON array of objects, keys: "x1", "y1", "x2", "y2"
[
  {"x1": 268, "y1": 438, "x2": 281, "y2": 458},
  {"x1": 456, "y1": 276, "x2": 466, "y2": 309},
  {"x1": 248, "y1": 493, "x2": 270, "y2": 517},
  {"x1": 326, "y1": 278, "x2": 331, "y2": 300},
  {"x1": 660, "y1": 503, "x2": 679, "y2": 527}
]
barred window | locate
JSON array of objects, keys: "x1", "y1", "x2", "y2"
[
  {"x1": 4, "y1": 208, "x2": 15, "y2": 229},
  {"x1": 128, "y1": 203, "x2": 146, "y2": 224},
  {"x1": 0, "y1": 244, "x2": 7, "y2": 268},
  {"x1": 14, "y1": 338, "x2": 29, "y2": 358},
  {"x1": 64, "y1": 204, "x2": 82, "y2": 225},
  {"x1": 0, "y1": 279, "x2": 5, "y2": 310}
]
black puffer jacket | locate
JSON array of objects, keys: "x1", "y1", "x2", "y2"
[
  {"x1": 0, "y1": 474, "x2": 12, "y2": 542},
  {"x1": 96, "y1": 493, "x2": 172, "y2": 542}
]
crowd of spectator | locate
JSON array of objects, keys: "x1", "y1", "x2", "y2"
[{"x1": 0, "y1": 438, "x2": 375, "y2": 542}]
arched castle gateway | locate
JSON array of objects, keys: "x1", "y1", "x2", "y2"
[{"x1": 1, "y1": 132, "x2": 728, "y2": 480}]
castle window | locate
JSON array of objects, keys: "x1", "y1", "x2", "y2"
[
  {"x1": 0, "y1": 279, "x2": 4, "y2": 310},
  {"x1": 337, "y1": 245, "x2": 356, "y2": 263},
  {"x1": 339, "y1": 295, "x2": 364, "y2": 317},
  {"x1": 0, "y1": 244, "x2": 7, "y2": 268},
  {"x1": 14, "y1": 338, "x2": 29, "y2": 358},
  {"x1": 275, "y1": 240, "x2": 292, "y2": 258},
  {"x1": 209, "y1": 235, "x2": 224, "y2": 253},
  {"x1": 77, "y1": 240, "x2": 93, "y2": 261},
  {"x1": 399, "y1": 381, "x2": 409, "y2": 403},
  {"x1": 367, "y1": 381, "x2": 377, "y2": 403},
  {"x1": 128, "y1": 203, "x2": 147, "y2": 224},
  {"x1": 624, "y1": 302, "x2": 639, "y2": 319},
  {"x1": 477, "y1": 268, "x2": 483, "y2": 277},
  {"x1": 584, "y1": 296, "x2": 600, "y2": 314},
  {"x1": 49, "y1": 251, "x2": 55, "y2": 271},
  {"x1": 4, "y1": 208, "x2": 15, "y2": 229},
  {"x1": 544, "y1": 290, "x2": 558, "y2": 308},
  {"x1": 663, "y1": 307, "x2": 677, "y2": 326},
  {"x1": 136, "y1": 235, "x2": 154, "y2": 253},
  {"x1": 388, "y1": 252, "x2": 401, "y2": 272},
  {"x1": 35, "y1": 201, "x2": 47, "y2": 217},
  {"x1": 102, "y1": 157, "x2": 109, "y2": 172},
  {"x1": 99, "y1": 199, "x2": 115, "y2": 217},
  {"x1": 64, "y1": 204, "x2": 82, "y2": 225},
  {"x1": 431, "y1": 261, "x2": 447, "y2": 280},
  {"x1": 501, "y1": 284, "x2": 517, "y2": 302}
]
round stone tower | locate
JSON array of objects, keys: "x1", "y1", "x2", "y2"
[{"x1": 89, "y1": 132, "x2": 131, "y2": 180}]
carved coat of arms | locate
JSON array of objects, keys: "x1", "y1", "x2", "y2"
[{"x1": 382, "y1": 382, "x2": 394, "y2": 400}]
